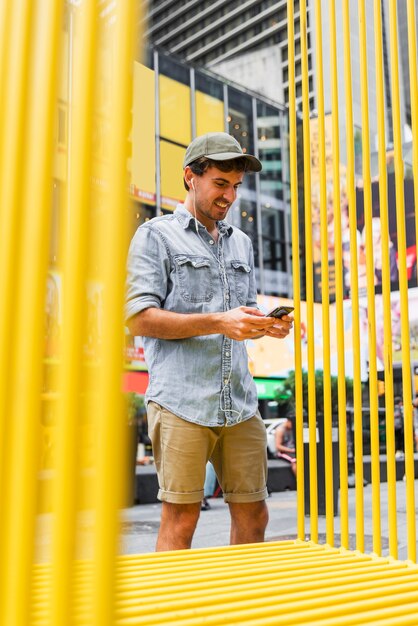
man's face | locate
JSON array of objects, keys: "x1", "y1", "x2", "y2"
[{"x1": 185, "y1": 165, "x2": 244, "y2": 229}]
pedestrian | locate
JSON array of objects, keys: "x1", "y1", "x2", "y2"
[
  {"x1": 274, "y1": 416, "x2": 297, "y2": 477},
  {"x1": 394, "y1": 396, "x2": 404, "y2": 458},
  {"x1": 413, "y1": 394, "x2": 418, "y2": 452},
  {"x1": 201, "y1": 461, "x2": 217, "y2": 511},
  {"x1": 125, "y1": 132, "x2": 293, "y2": 551}
]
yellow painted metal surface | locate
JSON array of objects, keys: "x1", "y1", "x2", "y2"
[
  {"x1": 31, "y1": 542, "x2": 418, "y2": 625},
  {"x1": 373, "y1": 0, "x2": 398, "y2": 559},
  {"x1": 131, "y1": 62, "x2": 156, "y2": 205},
  {"x1": 0, "y1": 1, "x2": 135, "y2": 625},
  {"x1": 286, "y1": 0, "x2": 305, "y2": 540},
  {"x1": 328, "y1": 0, "x2": 349, "y2": 550},
  {"x1": 1, "y1": 0, "x2": 418, "y2": 623},
  {"x1": 196, "y1": 89, "x2": 225, "y2": 136},
  {"x1": 342, "y1": 0, "x2": 365, "y2": 554},
  {"x1": 387, "y1": 0, "x2": 417, "y2": 564},
  {"x1": 300, "y1": 0, "x2": 319, "y2": 542}
]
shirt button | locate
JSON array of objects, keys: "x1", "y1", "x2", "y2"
[
  {"x1": 225, "y1": 351, "x2": 230, "y2": 357},
  {"x1": 209, "y1": 240, "x2": 214, "y2": 245},
  {"x1": 224, "y1": 379, "x2": 228, "y2": 385}
]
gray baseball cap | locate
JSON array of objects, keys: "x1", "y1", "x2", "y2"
[{"x1": 183, "y1": 132, "x2": 262, "y2": 172}]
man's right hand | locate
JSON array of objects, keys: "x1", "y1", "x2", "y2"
[{"x1": 219, "y1": 307, "x2": 276, "y2": 341}]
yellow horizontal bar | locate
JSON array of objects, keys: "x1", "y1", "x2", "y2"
[
  {"x1": 112, "y1": 587, "x2": 418, "y2": 626},
  {"x1": 32, "y1": 560, "x2": 408, "y2": 602},
  {"x1": 30, "y1": 543, "x2": 418, "y2": 626},
  {"x1": 115, "y1": 570, "x2": 418, "y2": 614}
]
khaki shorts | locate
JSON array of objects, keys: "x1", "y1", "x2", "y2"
[{"x1": 147, "y1": 401, "x2": 268, "y2": 504}]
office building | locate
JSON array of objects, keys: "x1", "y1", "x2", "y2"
[{"x1": 143, "y1": 0, "x2": 414, "y2": 161}]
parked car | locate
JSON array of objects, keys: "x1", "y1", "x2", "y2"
[{"x1": 264, "y1": 417, "x2": 287, "y2": 459}]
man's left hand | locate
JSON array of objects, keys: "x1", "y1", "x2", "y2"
[{"x1": 264, "y1": 314, "x2": 293, "y2": 339}]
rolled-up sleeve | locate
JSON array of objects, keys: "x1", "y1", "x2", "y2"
[{"x1": 125, "y1": 225, "x2": 170, "y2": 322}]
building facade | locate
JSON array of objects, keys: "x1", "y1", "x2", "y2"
[
  {"x1": 130, "y1": 48, "x2": 294, "y2": 297},
  {"x1": 143, "y1": 0, "x2": 414, "y2": 165}
]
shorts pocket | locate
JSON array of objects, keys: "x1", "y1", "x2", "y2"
[
  {"x1": 231, "y1": 260, "x2": 251, "y2": 305},
  {"x1": 174, "y1": 255, "x2": 213, "y2": 303}
]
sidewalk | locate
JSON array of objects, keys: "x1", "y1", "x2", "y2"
[{"x1": 119, "y1": 479, "x2": 418, "y2": 560}]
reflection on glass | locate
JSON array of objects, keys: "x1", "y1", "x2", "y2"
[
  {"x1": 262, "y1": 208, "x2": 287, "y2": 273},
  {"x1": 257, "y1": 101, "x2": 284, "y2": 201},
  {"x1": 230, "y1": 194, "x2": 258, "y2": 267},
  {"x1": 227, "y1": 88, "x2": 255, "y2": 191}
]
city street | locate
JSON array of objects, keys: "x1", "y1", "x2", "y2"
[{"x1": 119, "y1": 479, "x2": 418, "y2": 560}]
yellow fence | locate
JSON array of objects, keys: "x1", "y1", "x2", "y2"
[
  {"x1": 288, "y1": 0, "x2": 418, "y2": 563},
  {"x1": 0, "y1": 0, "x2": 418, "y2": 624},
  {"x1": 0, "y1": 1, "x2": 136, "y2": 625}
]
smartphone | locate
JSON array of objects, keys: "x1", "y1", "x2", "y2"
[{"x1": 266, "y1": 305, "x2": 294, "y2": 319}]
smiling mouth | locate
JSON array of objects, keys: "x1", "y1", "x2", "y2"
[{"x1": 214, "y1": 201, "x2": 229, "y2": 209}]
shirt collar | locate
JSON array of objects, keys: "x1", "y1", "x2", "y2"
[{"x1": 174, "y1": 204, "x2": 233, "y2": 237}]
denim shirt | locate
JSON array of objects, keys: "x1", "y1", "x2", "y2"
[{"x1": 125, "y1": 204, "x2": 259, "y2": 427}]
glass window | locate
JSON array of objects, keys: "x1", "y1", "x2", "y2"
[
  {"x1": 228, "y1": 188, "x2": 259, "y2": 266},
  {"x1": 227, "y1": 88, "x2": 255, "y2": 192},
  {"x1": 158, "y1": 54, "x2": 189, "y2": 85},
  {"x1": 257, "y1": 102, "x2": 284, "y2": 201},
  {"x1": 261, "y1": 208, "x2": 287, "y2": 273},
  {"x1": 227, "y1": 88, "x2": 254, "y2": 155},
  {"x1": 127, "y1": 201, "x2": 155, "y2": 243}
]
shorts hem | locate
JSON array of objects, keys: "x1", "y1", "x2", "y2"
[
  {"x1": 158, "y1": 488, "x2": 204, "y2": 504},
  {"x1": 223, "y1": 488, "x2": 268, "y2": 503}
]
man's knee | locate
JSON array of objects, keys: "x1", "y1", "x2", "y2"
[
  {"x1": 161, "y1": 502, "x2": 201, "y2": 533},
  {"x1": 157, "y1": 502, "x2": 201, "y2": 551},
  {"x1": 229, "y1": 500, "x2": 269, "y2": 530},
  {"x1": 228, "y1": 500, "x2": 268, "y2": 544}
]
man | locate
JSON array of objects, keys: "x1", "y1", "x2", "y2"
[
  {"x1": 274, "y1": 416, "x2": 297, "y2": 477},
  {"x1": 125, "y1": 132, "x2": 293, "y2": 551}
]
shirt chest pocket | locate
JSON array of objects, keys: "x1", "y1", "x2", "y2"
[
  {"x1": 174, "y1": 255, "x2": 213, "y2": 303},
  {"x1": 231, "y1": 260, "x2": 251, "y2": 305}
]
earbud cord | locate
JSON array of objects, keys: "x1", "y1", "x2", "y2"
[{"x1": 191, "y1": 182, "x2": 252, "y2": 423}]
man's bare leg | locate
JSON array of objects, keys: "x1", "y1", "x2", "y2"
[
  {"x1": 156, "y1": 502, "x2": 201, "y2": 551},
  {"x1": 228, "y1": 500, "x2": 269, "y2": 545}
]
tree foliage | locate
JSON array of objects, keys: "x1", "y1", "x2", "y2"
[{"x1": 274, "y1": 369, "x2": 354, "y2": 417}]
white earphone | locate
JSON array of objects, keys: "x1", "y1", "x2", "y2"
[{"x1": 190, "y1": 178, "x2": 195, "y2": 190}]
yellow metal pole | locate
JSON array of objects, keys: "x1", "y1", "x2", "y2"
[
  {"x1": 342, "y1": 0, "x2": 365, "y2": 553},
  {"x1": 357, "y1": 0, "x2": 382, "y2": 556},
  {"x1": 49, "y1": 3, "x2": 99, "y2": 625},
  {"x1": 328, "y1": 0, "x2": 349, "y2": 550},
  {"x1": 372, "y1": 0, "x2": 398, "y2": 559},
  {"x1": 406, "y1": 1, "x2": 418, "y2": 309},
  {"x1": 0, "y1": 3, "x2": 63, "y2": 625},
  {"x1": 0, "y1": 0, "x2": 33, "y2": 521},
  {"x1": 313, "y1": 0, "x2": 334, "y2": 545},
  {"x1": 91, "y1": 2, "x2": 136, "y2": 624},
  {"x1": 387, "y1": 0, "x2": 416, "y2": 563},
  {"x1": 0, "y1": 1, "x2": 12, "y2": 136},
  {"x1": 300, "y1": 0, "x2": 318, "y2": 541},
  {"x1": 286, "y1": 0, "x2": 305, "y2": 539}
]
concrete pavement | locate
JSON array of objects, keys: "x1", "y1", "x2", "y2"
[{"x1": 119, "y1": 478, "x2": 418, "y2": 560}]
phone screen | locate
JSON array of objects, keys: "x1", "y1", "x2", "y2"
[{"x1": 267, "y1": 306, "x2": 294, "y2": 319}]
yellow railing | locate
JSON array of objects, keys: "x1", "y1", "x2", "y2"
[
  {"x1": 289, "y1": 0, "x2": 417, "y2": 563},
  {"x1": 0, "y1": 2, "x2": 135, "y2": 625},
  {"x1": 0, "y1": 0, "x2": 417, "y2": 624}
]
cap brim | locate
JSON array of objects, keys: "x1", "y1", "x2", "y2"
[
  {"x1": 184, "y1": 151, "x2": 262, "y2": 172},
  {"x1": 207, "y1": 151, "x2": 262, "y2": 172}
]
